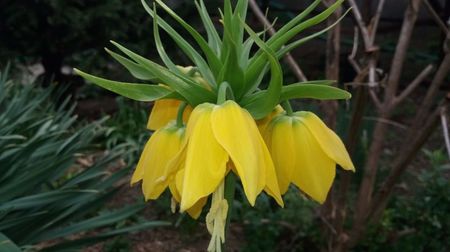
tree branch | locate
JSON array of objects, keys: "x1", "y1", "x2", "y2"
[
  {"x1": 424, "y1": 0, "x2": 450, "y2": 34},
  {"x1": 384, "y1": 0, "x2": 423, "y2": 102},
  {"x1": 393, "y1": 64, "x2": 434, "y2": 106},
  {"x1": 441, "y1": 106, "x2": 450, "y2": 159}
]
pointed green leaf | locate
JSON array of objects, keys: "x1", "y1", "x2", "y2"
[
  {"x1": 195, "y1": 0, "x2": 222, "y2": 55},
  {"x1": 268, "y1": 0, "x2": 321, "y2": 45},
  {"x1": 154, "y1": 0, "x2": 222, "y2": 76},
  {"x1": 152, "y1": 4, "x2": 182, "y2": 73},
  {"x1": 217, "y1": 33, "x2": 246, "y2": 97},
  {"x1": 246, "y1": 0, "x2": 344, "y2": 90},
  {"x1": 0, "y1": 233, "x2": 21, "y2": 252},
  {"x1": 74, "y1": 69, "x2": 174, "y2": 102},
  {"x1": 280, "y1": 83, "x2": 351, "y2": 101},
  {"x1": 278, "y1": 8, "x2": 351, "y2": 58},
  {"x1": 240, "y1": 21, "x2": 282, "y2": 120},
  {"x1": 110, "y1": 41, "x2": 215, "y2": 106},
  {"x1": 141, "y1": 0, "x2": 216, "y2": 86},
  {"x1": 105, "y1": 48, "x2": 156, "y2": 81}
]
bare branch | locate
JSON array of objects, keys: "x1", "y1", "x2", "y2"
[
  {"x1": 393, "y1": 64, "x2": 434, "y2": 106},
  {"x1": 347, "y1": 0, "x2": 377, "y2": 52},
  {"x1": 248, "y1": 0, "x2": 308, "y2": 82},
  {"x1": 412, "y1": 53, "x2": 450, "y2": 129},
  {"x1": 424, "y1": 0, "x2": 450, "y2": 34},
  {"x1": 362, "y1": 116, "x2": 408, "y2": 130},
  {"x1": 368, "y1": 0, "x2": 386, "y2": 43},
  {"x1": 385, "y1": 0, "x2": 424, "y2": 102},
  {"x1": 348, "y1": 27, "x2": 362, "y2": 73},
  {"x1": 441, "y1": 106, "x2": 450, "y2": 159},
  {"x1": 369, "y1": 89, "x2": 382, "y2": 109},
  {"x1": 368, "y1": 101, "x2": 446, "y2": 222}
]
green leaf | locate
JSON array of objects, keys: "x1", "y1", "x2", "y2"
[
  {"x1": 280, "y1": 83, "x2": 351, "y2": 101},
  {"x1": 0, "y1": 233, "x2": 21, "y2": 252},
  {"x1": 0, "y1": 190, "x2": 98, "y2": 211},
  {"x1": 109, "y1": 41, "x2": 216, "y2": 106},
  {"x1": 154, "y1": 0, "x2": 222, "y2": 76},
  {"x1": 152, "y1": 4, "x2": 182, "y2": 73},
  {"x1": 141, "y1": 0, "x2": 216, "y2": 86},
  {"x1": 105, "y1": 48, "x2": 156, "y2": 81},
  {"x1": 195, "y1": 0, "x2": 222, "y2": 55},
  {"x1": 267, "y1": 0, "x2": 321, "y2": 46},
  {"x1": 277, "y1": 8, "x2": 351, "y2": 58},
  {"x1": 33, "y1": 205, "x2": 146, "y2": 241},
  {"x1": 217, "y1": 33, "x2": 246, "y2": 97},
  {"x1": 240, "y1": 21, "x2": 282, "y2": 120},
  {"x1": 74, "y1": 69, "x2": 173, "y2": 102},
  {"x1": 41, "y1": 221, "x2": 171, "y2": 252},
  {"x1": 246, "y1": 0, "x2": 344, "y2": 90}
]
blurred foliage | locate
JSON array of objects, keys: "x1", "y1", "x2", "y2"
[
  {"x1": 357, "y1": 149, "x2": 450, "y2": 252},
  {"x1": 235, "y1": 188, "x2": 322, "y2": 252},
  {"x1": 103, "y1": 97, "x2": 151, "y2": 165},
  {"x1": 0, "y1": 0, "x2": 144, "y2": 82},
  {"x1": 0, "y1": 0, "x2": 202, "y2": 85},
  {"x1": 0, "y1": 67, "x2": 169, "y2": 251}
]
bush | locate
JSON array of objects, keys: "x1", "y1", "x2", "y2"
[{"x1": 0, "y1": 66, "x2": 169, "y2": 251}]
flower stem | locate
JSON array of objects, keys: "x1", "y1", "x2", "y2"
[
  {"x1": 222, "y1": 172, "x2": 236, "y2": 251},
  {"x1": 217, "y1": 82, "x2": 235, "y2": 104},
  {"x1": 176, "y1": 102, "x2": 188, "y2": 128},
  {"x1": 281, "y1": 100, "x2": 294, "y2": 116}
]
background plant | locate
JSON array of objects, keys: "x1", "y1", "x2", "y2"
[{"x1": 0, "y1": 67, "x2": 169, "y2": 251}]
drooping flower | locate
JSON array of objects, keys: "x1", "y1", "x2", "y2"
[
  {"x1": 263, "y1": 111, "x2": 354, "y2": 203},
  {"x1": 170, "y1": 100, "x2": 284, "y2": 211},
  {"x1": 132, "y1": 120, "x2": 207, "y2": 219},
  {"x1": 131, "y1": 121, "x2": 185, "y2": 199}
]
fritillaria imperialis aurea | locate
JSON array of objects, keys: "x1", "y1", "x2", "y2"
[{"x1": 74, "y1": 0, "x2": 353, "y2": 251}]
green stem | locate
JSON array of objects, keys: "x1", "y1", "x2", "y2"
[
  {"x1": 176, "y1": 102, "x2": 188, "y2": 128},
  {"x1": 217, "y1": 82, "x2": 235, "y2": 104},
  {"x1": 281, "y1": 100, "x2": 294, "y2": 115},
  {"x1": 222, "y1": 172, "x2": 236, "y2": 251}
]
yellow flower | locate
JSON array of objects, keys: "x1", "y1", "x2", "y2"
[
  {"x1": 263, "y1": 111, "x2": 355, "y2": 203},
  {"x1": 131, "y1": 121, "x2": 185, "y2": 200},
  {"x1": 171, "y1": 100, "x2": 284, "y2": 212},
  {"x1": 147, "y1": 99, "x2": 192, "y2": 130}
]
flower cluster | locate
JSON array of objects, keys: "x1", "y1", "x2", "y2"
[{"x1": 74, "y1": 0, "x2": 353, "y2": 251}]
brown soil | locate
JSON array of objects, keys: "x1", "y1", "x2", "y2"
[{"x1": 83, "y1": 178, "x2": 244, "y2": 252}]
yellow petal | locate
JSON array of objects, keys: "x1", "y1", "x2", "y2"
[
  {"x1": 265, "y1": 116, "x2": 295, "y2": 195},
  {"x1": 169, "y1": 169, "x2": 206, "y2": 219},
  {"x1": 187, "y1": 197, "x2": 207, "y2": 219},
  {"x1": 295, "y1": 111, "x2": 354, "y2": 171},
  {"x1": 291, "y1": 119, "x2": 336, "y2": 203},
  {"x1": 147, "y1": 99, "x2": 192, "y2": 130},
  {"x1": 262, "y1": 141, "x2": 285, "y2": 207},
  {"x1": 180, "y1": 103, "x2": 229, "y2": 211},
  {"x1": 211, "y1": 101, "x2": 282, "y2": 206},
  {"x1": 137, "y1": 124, "x2": 185, "y2": 200}
]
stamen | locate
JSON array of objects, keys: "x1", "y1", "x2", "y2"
[{"x1": 206, "y1": 181, "x2": 228, "y2": 252}]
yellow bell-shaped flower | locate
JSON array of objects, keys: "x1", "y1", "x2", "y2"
[
  {"x1": 171, "y1": 100, "x2": 284, "y2": 212},
  {"x1": 132, "y1": 121, "x2": 205, "y2": 219},
  {"x1": 131, "y1": 121, "x2": 185, "y2": 200},
  {"x1": 263, "y1": 111, "x2": 355, "y2": 203}
]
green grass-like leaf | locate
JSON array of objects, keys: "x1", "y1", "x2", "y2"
[{"x1": 74, "y1": 69, "x2": 173, "y2": 102}]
